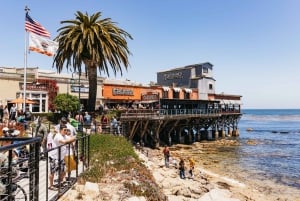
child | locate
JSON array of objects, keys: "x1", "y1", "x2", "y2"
[{"x1": 188, "y1": 157, "x2": 195, "y2": 178}]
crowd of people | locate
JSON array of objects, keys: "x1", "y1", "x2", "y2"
[
  {"x1": 0, "y1": 101, "x2": 126, "y2": 201},
  {"x1": 0, "y1": 113, "x2": 79, "y2": 191},
  {"x1": 0, "y1": 103, "x2": 124, "y2": 193}
]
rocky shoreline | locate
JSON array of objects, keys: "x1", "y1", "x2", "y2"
[{"x1": 59, "y1": 139, "x2": 299, "y2": 201}]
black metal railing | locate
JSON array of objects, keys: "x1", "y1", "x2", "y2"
[
  {"x1": 0, "y1": 137, "x2": 40, "y2": 201},
  {"x1": 0, "y1": 133, "x2": 90, "y2": 201},
  {"x1": 120, "y1": 108, "x2": 241, "y2": 119}
]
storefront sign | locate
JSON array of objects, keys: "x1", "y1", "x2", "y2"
[
  {"x1": 141, "y1": 93, "x2": 159, "y2": 101},
  {"x1": 20, "y1": 83, "x2": 48, "y2": 91},
  {"x1": 112, "y1": 88, "x2": 134, "y2": 96},
  {"x1": 71, "y1": 86, "x2": 89, "y2": 93},
  {"x1": 164, "y1": 71, "x2": 183, "y2": 80}
]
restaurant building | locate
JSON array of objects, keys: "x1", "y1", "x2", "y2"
[
  {"x1": 157, "y1": 62, "x2": 242, "y2": 110},
  {"x1": 0, "y1": 62, "x2": 242, "y2": 113}
]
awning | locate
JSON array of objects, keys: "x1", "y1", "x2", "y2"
[
  {"x1": 173, "y1": 87, "x2": 181, "y2": 92},
  {"x1": 184, "y1": 88, "x2": 192, "y2": 93},
  {"x1": 219, "y1": 100, "x2": 243, "y2": 105},
  {"x1": 222, "y1": 100, "x2": 231, "y2": 104},
  {"x1": 140, "y1": 100, "x2": 159, "y2": 104},
  {"x1": 162, "y1": 86, "x2": 170, "y2": 92},
  {"x1": 233, "y1": 100, "x2": 243, "y2": 105}
]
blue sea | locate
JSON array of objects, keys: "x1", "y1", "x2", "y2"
[
  {"x1": 195, "y1": 109, "x2": 300, "y2": 199},
  {"x1": 235, "y1": 109, "x2": 300, "y2": 198}
]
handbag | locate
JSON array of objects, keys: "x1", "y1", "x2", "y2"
[{"x1": 64, "y1": 155, "x2": 76, "y2": 172}]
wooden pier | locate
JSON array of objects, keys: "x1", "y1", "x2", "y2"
[{"x1": 120, "y1": 108, "x2": 242, "y2": 148}]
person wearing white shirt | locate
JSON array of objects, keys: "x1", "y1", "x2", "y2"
[
  {"x1": 48, "y1": 124, "x2": 75, "y2": 190},
  {"x1": 47, "y1": 127, "x2": 56, "y2": 159},
  {"x1": 9, "y1": 104, "x2": 17, "y2": 120}
]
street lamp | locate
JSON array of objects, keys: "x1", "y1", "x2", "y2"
[
  {"x1": 78, "y1": 69, "x2": 81, "y2": 112},
  {"x1": 70, "y1": 72, "x2": 75, "y2": 91}
]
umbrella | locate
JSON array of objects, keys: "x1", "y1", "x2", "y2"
[
  {"x1": 25, "y1": 99, "x2": 37, "y2": 104},
  {"x1": 9, "y1": 97, "x2": 37, "y2": 104}
]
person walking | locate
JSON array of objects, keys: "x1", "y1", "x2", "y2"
[
  {"x1": 83, "y1": 112, "x2": 91, "y2": 134},
  {"x1": 75, "y1": 112, "x2": 84, "y2": 132},
  {"x1": 163, "y1": 145, "x2": 170, "y2": 168},
  {"x1": 9, "y1": 104, "x2": 17, "y2": 121},
  {"x1": 188, "y1": 157, "x2": 195, "y2": 178},
  {"x1": 179, "y1": 158, "x2": 186, "y2": 179},
  {"x1": 111, "y1": 116, "x2": 119, "y2": 135}
]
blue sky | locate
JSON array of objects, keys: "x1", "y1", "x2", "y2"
[{"x1": 1, "y1": 1, "x2": 300, "y2": 109}]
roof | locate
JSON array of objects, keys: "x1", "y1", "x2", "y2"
[{"x1": 157, "y1": 62, "x2": 213, "y2": 73}]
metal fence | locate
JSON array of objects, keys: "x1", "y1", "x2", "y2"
[{"x1": 0, "y1": 133, "x2": 90, "y2": 201}]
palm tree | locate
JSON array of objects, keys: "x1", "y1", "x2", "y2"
[{"x1": 53, "y1": 11, "x2": 133, "y2": 112}]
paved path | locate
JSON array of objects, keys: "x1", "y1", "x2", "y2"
[{"x1": 16, "y1": 158, "x2": 86, "y2": 201}]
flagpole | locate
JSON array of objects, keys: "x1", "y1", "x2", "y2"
[{"x1": 23, "y1": 6, "x2": 30, "y2": 112}]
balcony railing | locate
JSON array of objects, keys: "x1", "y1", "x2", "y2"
[{"x1": 120, "y1": 108, "x2": 241, "y2": 119}]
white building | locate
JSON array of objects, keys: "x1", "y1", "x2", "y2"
[{"x1": 0, "y1": 67, "x2": 103, "y2": 113}]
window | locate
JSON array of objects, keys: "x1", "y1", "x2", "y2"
[
  {"x1": 209, "y1": 84, "x2": 213, "y2": 90},
  {"x1": 203, "y1": 67, "x2": 208, "y2": 73},
  {"x1": 162, "y1": 91, "x2": 168, "y2": 98},
  {"x1": 184, "y1": 92, "x2": 190, "y2": 99},
  {"x1": 173, "y1": 91, "x2": 179, "y2": 99}
]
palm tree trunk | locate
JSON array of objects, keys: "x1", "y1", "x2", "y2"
[{"x1": 86, "y1": 63, "x2": 98, "y2": 112}]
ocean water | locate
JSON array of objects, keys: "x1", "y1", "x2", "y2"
[
  {"x1": 240, "y1": 109, "x2": 300, "y2": 183},
  {"x1": 229, "y1": 109, "x2": 300, "y2": 198},
  {"x1": 192, "y1": 109, "x2": 300, "y2": 199}
]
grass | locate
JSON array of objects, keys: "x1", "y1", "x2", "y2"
[
  {"x1": 80, "y1": 134, "x2": 138, "y2": 183},
  {"x1": 79, "y1": 134, "x2": 166, "y2": 200}
]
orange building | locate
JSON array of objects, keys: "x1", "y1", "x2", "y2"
[{"x1": 102, "y1": 79, "x2": 199, "y2": 109}]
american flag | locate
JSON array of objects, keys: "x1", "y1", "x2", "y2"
[{"x1": 25, "y1": 13, "x2": 50, "y2": 38}]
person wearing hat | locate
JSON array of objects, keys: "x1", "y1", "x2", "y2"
[
  {"x1": 56, "y1": 117, "x2": 77, "y2": 136},
  {"x1": 66, "y1": 118, "x2": 77, "y2": 137}
]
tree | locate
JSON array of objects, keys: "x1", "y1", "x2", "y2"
[
  {"x1": 53, "y1": 11, "x2": 133, "y2": 112},
  {"x1": 53, "y1": 94, "x2": 79, "y2": 115}
]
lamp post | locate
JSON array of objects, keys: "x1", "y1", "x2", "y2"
[
  {"x1": 78, "y1": 69, "x2": 81, "y2": 112},
  {"x1": 70, "y1": 73, "x2": 75, "y2": 94},
  {"x1": 67, "y1": 80, "x2": 69, "y2": 95}
]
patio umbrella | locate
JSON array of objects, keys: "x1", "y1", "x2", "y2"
[
  {"x1": 9, "y1": 97, "x2": 37, "y2": 104},
  {"x1": 25, "y1": 99, "x2": 37, "y2": 104}
]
